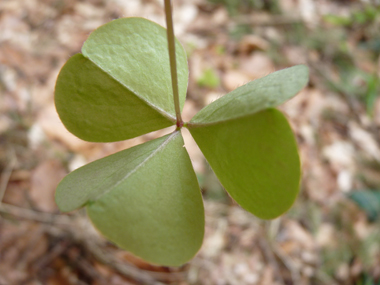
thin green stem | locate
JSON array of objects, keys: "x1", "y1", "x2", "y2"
[{"x1": 164, "y1": 0, "x2": 183, "y2": 128}]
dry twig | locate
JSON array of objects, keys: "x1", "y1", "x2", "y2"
[{"x1": 0, "y1": 148, "x2": 16, "y2": 203}]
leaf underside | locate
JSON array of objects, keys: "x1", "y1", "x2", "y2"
[
  {"x1": 55, "y1": 17, "x2": 189, "y2": 142},
  {"x1": 189, "y1": 109, "x2": 300, "y2": 219},
  {"x1": 190, "y1": 65, "x2": 309, "y2": 125},
  {"x1": 56, "y1": 132, "x2": 204, "y2": 266}
]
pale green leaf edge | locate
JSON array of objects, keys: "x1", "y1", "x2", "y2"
[
  {"x1": 55, "y1": 134, "x2": 176, "y2": 212},
  {"x1": 189, "y1": 65, "x2": 309, "y2": 126}
]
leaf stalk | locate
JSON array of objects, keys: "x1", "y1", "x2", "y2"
[{"x1": 164, "y1": 0, "x2": 183, "y2": 128}]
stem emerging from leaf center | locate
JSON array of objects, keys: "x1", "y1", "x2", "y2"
[{"x1": 164, "y1": 0, "x2": 183, "y2": 128}]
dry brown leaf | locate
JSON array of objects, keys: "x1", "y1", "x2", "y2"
[
  {"x1": 0, "y1": 223, "x2": 48, "y2": 284},
  {"x1": 222, "y1": 70, "x2": 252, "y2": 92},
  {"x1": 3, "y1": 180, "x2": 31, "y2": 207},
  {"x1": 201, "y1": 219, "x2": 227, "y2": 259},
  {"x1": 322, "y1": 140, "x2": 355, "y2": 170},
  {"x1": 259, "y1": 267, "x2": 274, "y2": 285},
  {"x1": 283, "y1": 46, "x2": 307, "y2": 65},
  {"x1": 239, "y1": 52, "x2": 275, "y2": 80},
  {"x1": 211, "y1": 7, "x2": 229, "y2": 26},
  {"x1": 283, "y1": 220, "x2": 315, "y2": 250},
  {"x1": 299, "y1": 0, "x2": 318, "y2": 26},
  {"x1": 349, "y1": 122, "x2": 380, "y2": 162},
  {"x1": 30, "y1": 159, "x2": 66, "y2": 212},
  {"x1": 238, "y1": 35, "x2": 270, "y2": 54},
  {"x1": 281, "y1": 88, "x2": 326, "y2": 124}
]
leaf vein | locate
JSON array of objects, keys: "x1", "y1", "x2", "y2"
[
  {"x1": 82, "y1": 53, "x2": 176, "y2": 122},
  {"x1": 90, "y1": 131, "x2": 179, "y2": 202}
]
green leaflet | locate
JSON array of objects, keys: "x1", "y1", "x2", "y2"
[
  {"x1": 188, "y1": 109, "x2": 300, "y2": 219},
  {"x1": 55, "y1": 17, "x2": 188, "y2": 142},
  {"x1": 190, "y1": 65, "x2": 309, "y2": 125},
  {"x1": 55, "y1": 54, "x2": 174, "y2": 142},
  {"x1": 56, "y1": 132, "x2": 205, "y2": 266}
]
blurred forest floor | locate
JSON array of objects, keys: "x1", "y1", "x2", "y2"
[{"x1": 1, "y1": 0, "x2": 380, "y2": 284}]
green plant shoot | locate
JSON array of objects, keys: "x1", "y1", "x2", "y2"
[{"x1": 54, "y1": 12, "x2": 309, "y2": 266}]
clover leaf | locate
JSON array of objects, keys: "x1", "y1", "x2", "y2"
[{"x1": 55, "y1": 17, "x2": 309, "y2": 266}]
